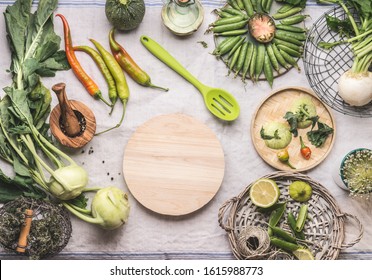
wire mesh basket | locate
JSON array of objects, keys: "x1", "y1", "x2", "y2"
[
  {"x1": 303, "y1": 5, "x2": 372, "y2": 118},
  {"x1": 0, "y1": 196, "x2": 72, "y2": 259}
]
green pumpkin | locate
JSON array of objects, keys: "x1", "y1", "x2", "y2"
[{"x1": 105, "y1": 0, "x2": 146, "y2": 31}]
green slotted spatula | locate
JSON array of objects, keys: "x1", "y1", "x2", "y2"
[{"x1": 140, "y1": 36, "x2": 240, "y2": 121}]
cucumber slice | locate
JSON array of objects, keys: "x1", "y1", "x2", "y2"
[
  {"x1": 261, "y1": 121, "x2": 292, "y2": 149},
  {"x1": 290, "y1": 97, "x2": 317, "y2": 129}
]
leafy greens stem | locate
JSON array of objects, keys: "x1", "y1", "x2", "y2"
[
  {"x1": 339, "y1": 2, "x2": 360, "y2": 36},
  {"x1": 63, "y1": 202, "x2": 102, "y2": 225},
  {"x1": 356, "y1": 44, "x2": 372, "y2": 60},
  {"x1": 30, "y1": 127, "x2": 63, "y2": 169},
  {"x1": 0, "y1": 119, "x2": 29, "y2": 164},
  {"x1": 24, "y1": 134, "x2": 48, "y2": 183},
  {"x1": 66, "y1": 202, "x2": 92, "y2": 215},
  {"x1": 20, "y1": 134, "x2": 55, "y2": 178},
  {"x1": 348, "y1": 29, "x2": 372, "y2": 43},
  {"x1": 32, "y1": 126, "x2": 76, "y2": 165}
]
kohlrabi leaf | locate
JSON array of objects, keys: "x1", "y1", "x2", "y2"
[
  {"x1": 25, "y1": 0, "x2": 58, "y2": 61},
  {"x1": 325, "y1": 15, "x2": 355, "y2": 37},
  {"x1": 3, "y1": 0, "x2": 31, "y2": 63},
  {"x1": 3, "y1": 87, "x2": 33, "y2": 124}
]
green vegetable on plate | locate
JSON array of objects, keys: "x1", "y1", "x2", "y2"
[{"x1": 260, "y1": 122, "x2": 292, "y2": 149}]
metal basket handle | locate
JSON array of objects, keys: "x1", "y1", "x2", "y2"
[
  {"x1": 218, "y1": 197, "x2": 238, "y2": 232},
  {"x1": 339, "y1": 213, "x2": 364, "y2": 249}
]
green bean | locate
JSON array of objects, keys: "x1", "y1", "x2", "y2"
[
  {"x1": 280, "y1": 14, "x2": 310, "y2": 25},
  {"x1": 216, "y1": 11, "x2": 236, "y2": 18},
  {"x1": 211, "y1": 20, "x2": 248, "y2": 33},
  {"x1": 214, "y1": 29, "x2": 248, "y2": 36},
  {"x1": 236, "y1": 0, "x2": 245, "y2": 10},
  {"x1": 267, "y1": 202, "x2": 286, "y2": 236},
  {"x1": 270, "y1": 237, "x2": 300, "y2": 252},
  {"x1": 242, "y1": 0, "x2": 254, "y2": 17},
  {"x1": 279, "y1": 48, "x2": 300, "y2": 70},
  {"x1": 255, "y1": 44, "x2": 266, "y2": 80},
  {"x1": 287, "y1": 211, "x2": 306, "y2": 240},
  {"x1": 269, "y1": 226, "x2": 297, "y2": 243},
  {"x1": 295, "y1": 204, "x2": 308, "y2": 232},
  {"x1": 228, "y1": 44, "x2": 242, "y2": 75},
  {"x1": 261, "y1": 0, "x2": 268, "y2": 12},
  {"x1": 277, "y1": 44, "x2": 302, "y2": 57},
  {"x1": 222, "y1": 6, "x2": 247, "y2": 17},
  {"x1": 251, "y1": 0, "x2": 258, "y2": 10},
  {"x1": 276, "y1": 24, "x2": 307, "y2": 33},
  {"x1": 227, "y1": 37, "x2": 246, "y2": 59},
  {"x1": 234, "y1": 41, "x2": 248, "y2": 77},
  {"x1": 272, "y1": 43, "x2": 289, "y2": 69},
  {"x1": 212, "y1": 15, "x2": 245, "y2": 26},
  {"x1": 277, "y1": 3, "x2": 294, "y2": 14},
  {"x1": 216, "y1": 36, "x2": 242, "y2": 56},
  {"x1": 249, "y1": 44, "x2": 257, "y2": 81},
  {"x1": 272, "y1": 7, "x2": 303, "y2": 20},
  {"x1": 213, "y1": 36, "x2": 236, "y2": 55},
  {"x1": 266, "y1": 43, "x2": 280, "y2": 73},
  {"x1": 228, "y1": 0, "x2": 241, "y2": 10},
  {"x1": 275, "y1": 30, "x2": 307, "y2": 41},
  {"x1": 241, "y1": 42, "x2": 254, "y2": 82},
  {"x1": 274, "y1": 32, "x2": 303, "y2": 46},
  {"x1": 273, "y1": 38, "x2": 303, "y2": 52},
  {"x1": 73, "y1": 45, "x2": 117, "y2": 108},
  {"x1": 263, "y1": 52, "x2": 274, "y2": 87},
  {"x1": 265, "y1": 0, "x2": 274, "y2": 13}
]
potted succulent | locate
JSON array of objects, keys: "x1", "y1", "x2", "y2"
[{"x1": 334, "y1": 148, "x2": 372, "y2": 197}]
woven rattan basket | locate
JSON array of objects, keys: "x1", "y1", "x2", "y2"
[{"x1": 218, "y1": 171, "x2": 363, "y2": 260}]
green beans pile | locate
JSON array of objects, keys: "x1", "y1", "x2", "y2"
[{"x1": 209, "y1": 0, "x2": 309, "y2": 87}]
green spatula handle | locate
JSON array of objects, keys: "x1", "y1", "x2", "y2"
[{"x1": 140, "y1": 36, "x2": 205, "y2": 91}]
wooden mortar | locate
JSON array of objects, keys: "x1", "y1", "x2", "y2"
[{"x1": 50, "y1": 83, "x2": 96, "y2": 148}]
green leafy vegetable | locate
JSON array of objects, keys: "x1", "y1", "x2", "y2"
[
  {"x1": 0, "y1": 0, "x2": 86, "y2": 210},
  {"x1": 260, "y1": 127, "x2": 281, "y2": 140},
  {"x1": 306, "y1": 121, "x2": 334, "y2": 147},
  {"x1": 1, "y1": 0, "x2": 130, "y2": 230}
]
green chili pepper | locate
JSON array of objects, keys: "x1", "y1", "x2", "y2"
[
  {"x1": 109, "y1": 29, "x2": 168, "y2": 92},
  {"x1": 268, "y1": 202, "x2": 286, "y2": 236},
  {"x1": 269, "y1": 226, "x2": 297, "y2": 243},
  {"x1": 287, "y1": 211, "x2": 306, "y2": 240},
  {"x1": 73, "y1": 45, "x2": 117, "y2": 110},
  {"x1": 270, "y1": 237, "x2": 300, "y2": 252},
  {"x1": 295, "y1": 204, "x2": 308, "y2": 232},
  {"x1": 90, "y1": 38, "x2": 129, "y2": 136}
]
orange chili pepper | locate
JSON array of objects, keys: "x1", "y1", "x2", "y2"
[
  {"x1": 56, "y1": 14, "x2": 111, "y2": 107},
  {"x1": 300, "y1": 136, "x2": 311, "y2": 160}
]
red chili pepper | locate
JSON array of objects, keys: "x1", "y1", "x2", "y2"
[
  {"x1": 109, "y1": 28, "x2": 168, "y2": 91},
  {"x1": 300, "y1": 136, "x2": 311, "y2": 160},
  {"x1": 56, "y1": 14, "x2": 111, "y2": 107}
]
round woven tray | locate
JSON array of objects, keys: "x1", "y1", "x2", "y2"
[{"x1": 218, "y1": 171, "x2": 363, "y2": 260}]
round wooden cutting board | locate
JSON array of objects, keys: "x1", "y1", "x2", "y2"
[
  {"x1": 251, "y1": 87, "x2": 336, "y2": 172},
  {"x1": 123, "y1": 114, "x2": 225, "y2": 216}
]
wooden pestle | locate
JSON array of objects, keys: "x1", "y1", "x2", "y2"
[
  {"x1": 16, "y1": 209, "x2": 33, "y2": 253},
  {"x1": 52, "y1": 83, "x2": 81, "y2": 137}
]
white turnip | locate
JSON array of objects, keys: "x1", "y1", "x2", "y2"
[{"x1": 338, "y1": 70, "x2": 372, "y2": 106}]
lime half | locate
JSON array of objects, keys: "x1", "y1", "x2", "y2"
[
  {"x1": 293, "y1": 248, "x2": 315, "y2": 260},
  {"x1": 250, "y1": 179, "x2": 280, "y2": 208},
  {"x1": 289, "y1": 181, "x2": 313, "y2": 202}
]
